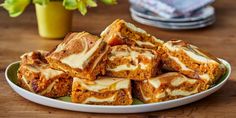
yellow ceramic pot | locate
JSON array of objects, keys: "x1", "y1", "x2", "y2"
[{"x1": 35, "y1": 1, "x2": 72, "y2": 39}]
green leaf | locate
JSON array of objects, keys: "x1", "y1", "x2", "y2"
[
  {"x1": 77, "y1": 0, "x2": 87, "y2": 15},
  {"x1": 86, "y1": 0, "x2": 97, "y2": 7},
  {"x1": 0, "y1": 0, "x2": 31, "y2": 17},
  {"x1": 100, "y1": 0, "x2": 117, "y2": 5},
  {"x1": 33, "y1": 0, "x2": 50, "y2": 5},
  {"x1": 63, "y1": 0, "x2": 78, "y2": 10}
]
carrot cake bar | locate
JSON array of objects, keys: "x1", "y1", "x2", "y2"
[
  {"x1": 17, "y1": 51, "x2": 72, "y2": 98},
  {"x1": 133, "y1": 72, "x2": 208, "y2": 103},
  {"x1": 106, "y1": 45, "x2": 161, "y2": 80},
  {"x1": 71, "y1": 76, "x2": 132, "y2": 105},
  {"x1": 101, "y1": 19, "x2": 164, "y2": 49},
  {"x1": 160, "y1": 40, "x2": 226, "y2": 85},
  {"x1": 46, "y1": 32, "x2": 109, "y2": 80}
]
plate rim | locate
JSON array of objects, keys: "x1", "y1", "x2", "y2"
[
  {"x1": 131, "y1": 13, "x2": 215, "y2": 30},
  {"x1": 4, "y1": 59, "x2": 231, "y2": 113},
  {"x1": 135, "y1": 15, "x2": 216, "y2": 26},
  {"x1": 130, "y1": 6, "x2": 215, "y2": 22}
]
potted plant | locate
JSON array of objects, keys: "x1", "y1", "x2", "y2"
[{"x1": 1, "y1": 0, "x2": 116, "y2": 38}]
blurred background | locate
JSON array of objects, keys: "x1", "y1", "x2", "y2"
[{"x1": 0, "y1": 0, "x2": 235, "y2": 69}]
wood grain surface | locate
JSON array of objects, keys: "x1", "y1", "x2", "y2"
[{"x1": 0, "y1": 0, "x2": 236, "y2": 117}]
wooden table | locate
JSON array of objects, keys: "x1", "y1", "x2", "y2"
[{"x1": 0, "y1": 0, "x2": 236, "y2": 117}]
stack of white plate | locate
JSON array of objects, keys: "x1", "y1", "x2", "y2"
[{"x1": 130, "y1": 5, "x2": 215, "y2": 30}]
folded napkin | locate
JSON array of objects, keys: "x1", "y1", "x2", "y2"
[{"x1": 129, "y1": 0, "x2": 215, "y2": 18}]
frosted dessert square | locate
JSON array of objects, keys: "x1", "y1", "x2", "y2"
[
  {"x1": 160, "y1": 40, "x2": 226, "y2": 85},
  {"x1": 133, "y1": 72, "x2": 208, "y2": 103},
  {"x1": 17, "y1": 51, "x2": 72, "y2": 98},
  {"x1": 101, "y1": 19, "x2": 164, "y2": 49},
  {"x1": 106, "y1": 45, "x2": 161, "y2": 80},
  {"x1": 46, "y1": 32, "x2": 109, "y2": 80},
  {"x1": 71, "y1": 76, "x2": 133, "y2": 105}
]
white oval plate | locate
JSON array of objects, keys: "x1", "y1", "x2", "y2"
[
  {"x1": 132, "y1": 13, "x2": 215, "y2": 26},
  {"x1": 136, "y1": 13, "x2": 215, "y2": 27},
  {"x1": 131, "y1": 13, "x2": 215, "y2": 30},
  {"x1": 5, "y1": 59, "x2": 231, "y2": 113},
  {"x1": 130, "y1": 5, "x2": 215, "y2": 22}
]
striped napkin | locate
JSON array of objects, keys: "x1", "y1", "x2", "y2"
[{"x1": 129, "y1": 0, "x2": 215, "y2": 18}]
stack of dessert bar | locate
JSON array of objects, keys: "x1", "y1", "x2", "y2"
[{"x1": 17, "y1": 19, "x2": 226, "y2": 105}]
